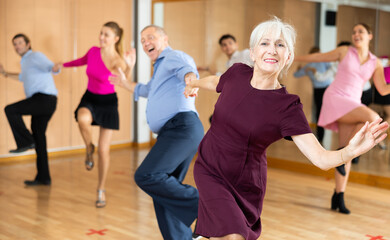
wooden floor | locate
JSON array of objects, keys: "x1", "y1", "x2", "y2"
[{"x1": 0, "y1": 147, "x2": 390, "y2": 240}]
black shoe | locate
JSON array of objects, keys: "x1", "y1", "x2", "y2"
[
  {"x1": 192, "y1": 233, "x2": 202, "y2": 240},
  {"x1": 24, "y1": 179, "x2": 51, "y2": 186},
  {"x1": 10, "y1": 143, "x2": 35, "y2": 153},
  {"x1": 331, "y1": 191, "x2": 350, "y2": 214}
]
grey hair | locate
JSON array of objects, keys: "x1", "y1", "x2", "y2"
[
  {"x1": 249, "y1": 16, "x2": 296, "y2": 78},
  {"x1": 141, "y1": 24, "x2": 167, "y2": 36}
]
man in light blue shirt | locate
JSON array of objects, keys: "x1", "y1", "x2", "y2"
[
  {"x1": 110, "y1": 25, "x2": 204, "y2": 240},
  {"x1": 1, "y1": 33, "x2": 58, "y2": 186}
]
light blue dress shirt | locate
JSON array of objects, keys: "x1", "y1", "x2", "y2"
[
  {"x1": 293, "y1": 62, "x2": 333, "y2": 88},
  {"x1": 134, "y1": 47, "x2": 199, "y2": 133},
  {"x1": 19, "y1": 50, "x2": 58, "y2": 98}
]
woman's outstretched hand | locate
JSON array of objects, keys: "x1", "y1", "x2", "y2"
[
  {"x1": 184, "y1": 74, "x2": 199, "y2": 98},
  {"x1": 348, "y1": 118, "x2": 389, "y2": 157},
  {"x1": 52, "y1": 63, "x2": 62, "y2": 73}
]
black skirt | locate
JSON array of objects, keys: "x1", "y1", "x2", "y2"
[
  {"x1": 374, "y1": 87, "x2": 390, "y2": 105},
  {"x1": 75, "y1": 90, "x2": 119, "y2": 130}
]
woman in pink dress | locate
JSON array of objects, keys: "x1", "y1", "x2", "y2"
[
  {"x1": 184, "y1": 17, "x2": 388, "y2": 240},
  {"x1": 53, "y1": 22, "x2": 132, "y2": 207},
  {"x1": 295, "y1": 23, "x2": 390, "y2": 214}
]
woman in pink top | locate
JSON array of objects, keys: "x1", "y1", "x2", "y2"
[
  {"x1": 53, "y1": 22, "x2": 132, "y2": 208},
  {"x1": 296, "y1": 23, "x2": 390, "y2": 214}
]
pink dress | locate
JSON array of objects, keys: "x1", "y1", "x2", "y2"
[
  {"x1": 318, "y1": 47, "x2": 377, "y2": 131},
  {"x1": 63, "y1": 46, "x2": 115, "y2": 95}
]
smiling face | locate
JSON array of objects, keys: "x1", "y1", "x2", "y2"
[
  {"x1": 13, "y1": 37, "x2": 30, "y2": 56},
  {"x1": 99, "y1": 26, "x2": 119, "y2": 49},
  {"x1": 250, "y1": 32, "x2": 290, "y2": 76},
  {"x1": 141, "y1": 27, "x2": 169, "y2": 61},
  {"x1": 352, "y1": 24, "x2": 372, "y2": 48}
]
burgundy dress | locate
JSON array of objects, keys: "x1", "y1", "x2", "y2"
[{"x1": 194, "y1": 63, "x2": 312, "y2": 239}]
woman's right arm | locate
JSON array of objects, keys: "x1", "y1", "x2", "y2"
[
  {"x1": 293, "y1": 118, "x2": 388, "y2": 170},
  {"x1": 52, "y1": 50, "x2": 90, "y2": 73},
  {"x1": 295, "y1": 46, "x2": 348, "y2": 63},
  {"x1": 184, "y1": 75, "x2": 220, "y2": 98}
]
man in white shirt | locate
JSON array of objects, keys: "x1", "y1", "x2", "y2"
[
  {"x1": 198, "y1": 34, "x2": 253, "y2": 74},
  {"x1": 219, "y1": 34, "x2": 253, "y2": 69}
]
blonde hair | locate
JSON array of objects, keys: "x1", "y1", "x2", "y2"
[
  {"x1": 104, "y1": 21, "x2": 123, "y2": 55},
  {"x1": 249, "y1": 16, "x2": 296, "y2": 78}
]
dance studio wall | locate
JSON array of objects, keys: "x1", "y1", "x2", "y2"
[
  {"x1": 337, "y1": 5, "x2": 390, "y2": 58},
  {"x1": 161, "y1": 0, "x2": 317, "y2": 130},
  {"x1": 0, "y1": 0, "x2": 133, "y2": 155},
  {"x1": 160, "y1": 0, "x2": 390, "y2": 131}
]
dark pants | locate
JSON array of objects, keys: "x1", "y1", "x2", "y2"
[
  {"x1": 313, "y1": 87, "x2": 326, "y2": 142},
  {"x1": 361, "y1": 87, "x2": 373, "y2": 106},
  {"x1": 4, "y1": 93, "x2": 57, "y2": 182},
  {"x1": 134, "y1": 112, "x2": 204, "y2": 240}
]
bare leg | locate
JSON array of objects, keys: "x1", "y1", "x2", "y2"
[
  {"x1": 76, "y1": 107, "x2": 94, "y2": 152},
  {"x1": 210, "y1": 234, "x2": 245, "y2": 240},
  {"x1": 332, "y1": 106, "x2": 379, "y2": 213},
  {"x1": 336, "y1": 122, "x2": 363, "y2": 192},
  {"x1": 96, "y1": 127, "x2": 113, "y2": 207}
]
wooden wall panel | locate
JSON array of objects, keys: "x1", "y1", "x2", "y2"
[
  {"x1": 203, "y1": 0, "x2": 247, "y2": 73},
  {"x1": 337, "y1": 5, "x2": 377, "y2": 51},
  {"x1": 284, "y1": 0, "x2": 317, "y2": 121},
  {"x1": 0, "y1": 0, "x2": 6, "y2": 153},
  {"x1": 378, "y1": 11, "x2": 390, "y2": 58},
  {"x1": 244, "y1": 0, "x2": 285, "y2": 48},
  {"x1": 34, "y1": 0, "x2": 73, "y2": 150},
  {"x1": 164, "y1": 1, "x2": 205, "y2": 66}
]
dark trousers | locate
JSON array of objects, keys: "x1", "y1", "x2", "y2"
[
  {"x1": 313, "y1": 87, "x2": 326, "y2": 142},
  {"x1": 134, "y1": 112, "x2": 204, "y2": 240},
  {"x1": 361, "y1": 87, "x2": 373, "y2": 106},
  {"x1": 4, "y1": 93, "x2": 57, "y2": 181}
]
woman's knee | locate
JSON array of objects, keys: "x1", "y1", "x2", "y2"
[{"x1": 77, "y1": 108, "x2": 92, "y2": 124}]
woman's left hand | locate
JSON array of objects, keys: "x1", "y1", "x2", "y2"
[
  {"x1": 348, "y1": 118, "x2": 389, "y2": 156},
  {"x1": 184, "y1": 73, "x2": 199, "y2": 98}
]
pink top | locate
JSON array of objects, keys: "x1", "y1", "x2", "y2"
[
  {"x1": 318, "y1": 47, "x2": 377, "y2": 131},
  {"x1": 63, "y1": 46, "x2": 115, "y2": 94}
]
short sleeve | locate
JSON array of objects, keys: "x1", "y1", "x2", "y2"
[
  {"x1": 280, "y1": 96, "x2": 312, "y2": 140},
  {"x1": 216, "y1": 63, "x2": 237, "y2": 93}
]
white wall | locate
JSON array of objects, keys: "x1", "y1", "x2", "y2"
[{"x1": 319, "y1": 3, "x2": 338, "y2": 52}]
